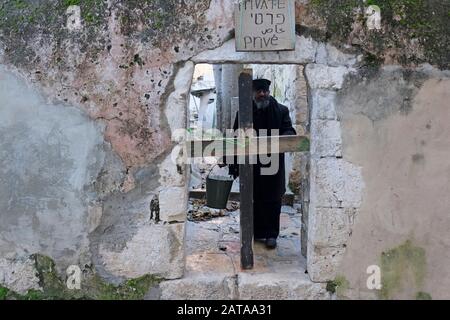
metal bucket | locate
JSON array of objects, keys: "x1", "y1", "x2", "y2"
[{"x1": 206, "y1": 165, "x2": 234, "y2": 209}]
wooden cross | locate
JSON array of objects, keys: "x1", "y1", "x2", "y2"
[{"x1": 186, "y1": 69, "x2": 309, "y2": 269}]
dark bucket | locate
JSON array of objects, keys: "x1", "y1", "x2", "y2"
[{"x1": 206, "y1": 172, "x2": 234, "y2": 209}]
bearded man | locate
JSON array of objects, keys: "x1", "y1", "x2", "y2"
[{"x1": 228, "y1": 78, "x2": 296, "y2": 249}]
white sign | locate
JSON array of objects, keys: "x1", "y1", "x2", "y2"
[{"x1": 235, "y1": 0, "x2": 296, "y2": 52}]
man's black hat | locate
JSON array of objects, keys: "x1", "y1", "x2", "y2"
[{"x1": 253, "y1": 78, "x2": 271, "y2": 91}]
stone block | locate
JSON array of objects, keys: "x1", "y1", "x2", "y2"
[
  {"x1": 185, "y1": 253, "x2": 235, "y2": 274},
  {"x1": 310, "y1": 158, "x2": 364, "y2": 208},
  {"x1": 315, "y1": 43, "x2": 357, "y2": 67},
  {"x1": 99, "y1": 223, "x2": 186, "y2": 280},
  {"x1": 308, "y1": 207, "x2": 351, "y2": 247},
  {"x1": 306, "y1": 244, "x2": 346, "y2": 282},
  {"x1": 238, "y1": 272, "x2": 330, "y2": 300},
  {"x1": 159, "y1": 274, "x2": 237, "y2": 300},
  {"x1": 158, "y1": 150, "x2": 185, "y2": 188},
  {"x1": 192, "y1": 36, "x2": 318, "y2": 64},
  {"x1": 159, "y1": 187, "x2": 188, "y2": 223},
  {"x1": 0, "y1": 257, "x2": 41, "y2": 294},
  {"x1": 310, "y1": 89, "x2": 337, "y2": 120},
  {"x1": 311, "y1": 120, "x2": 342, "y2": 157},
  {"x1": 305, "y1": 64, "x2": 350, "y2": 90},
  {"x1": 165, "y1": 62, "x2": 194, "y2": 142}
]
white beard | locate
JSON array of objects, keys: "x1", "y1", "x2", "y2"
[{"x1": 254, "y1": 98, "x2": 270, "y2": 110}]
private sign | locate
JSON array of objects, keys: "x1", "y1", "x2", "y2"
[{"x1": 235, "y1": 0, "x2": 296, "y2": 52}]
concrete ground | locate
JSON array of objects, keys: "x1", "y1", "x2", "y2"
[
  {"x1": 155, "y1": 201, "x2": 330, "y2": 300},
  {"x1": 185, "y1": 204, "x2": 305, "y2": 274}
]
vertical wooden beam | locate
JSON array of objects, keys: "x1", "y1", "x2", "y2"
[{"x1": 239, "y1": 69, "x2": 254, "y2": 269}]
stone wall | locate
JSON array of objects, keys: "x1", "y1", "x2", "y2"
[{"x1": 0, "y1": 66, "x2": 106, "y2": 291}]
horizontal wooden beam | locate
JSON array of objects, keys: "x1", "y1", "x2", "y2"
[{"x1": 186, "y1": 135, "x2": 310, "y2": 158}]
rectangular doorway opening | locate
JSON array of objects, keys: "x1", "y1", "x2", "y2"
[{"x1": 185, "y1": 63, "x2": 310, "y2": 274}]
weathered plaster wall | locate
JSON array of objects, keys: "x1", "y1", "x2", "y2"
[
  {"x1": 336, "y1": 66, "x2": 450, "y2": 300},
  {"x1": 305, "y1": 61, "x2": 450, "y2": 300},
  {"x1": 0, "y1": 0, "x2": 227, "y2": 292},
  {"x1": 0, "y1": 66, "x2": 105, "y2": 278},
  {"x1": 0, "y1": 0, "x2": 235, "y2": 296},
  {"x1": 0, "y1": 62, "x2": 187, "y2": 292}
]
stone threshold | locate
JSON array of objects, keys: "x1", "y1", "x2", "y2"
[
  {"x1": 157, "y1": 269, "x2": 330, "y2": 300},
  {"x1": 151, "y1": 208, "x2": 329, "y2": 300}
]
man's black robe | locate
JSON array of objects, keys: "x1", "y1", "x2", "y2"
[{"x1": 228, "y1": 96, "x2": 296, "y2": 238}]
